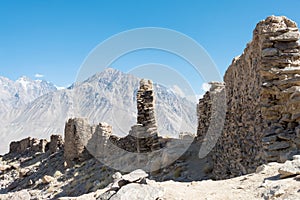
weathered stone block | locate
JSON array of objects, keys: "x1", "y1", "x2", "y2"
[
  {"x1": 269, "y1": 32, "x2": 300, "y2": 42},
  {"x1": 64, "y1": 118, "x2": 93, "y2": 167},
  {"x1": 49, "y1": 134, "x2": 63, "y2": 154},
  {"x1": 262, "y1": 48, "x2": 278, "y2": 57}
]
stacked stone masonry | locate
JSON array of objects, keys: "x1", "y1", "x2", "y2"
[
  {"x1": 64, "y1": 118, "x2": 112, "y2": 167},
  {"x1": 196, "y1": 16, "x2": 300, "y2": 179},
  {"x1": 130, "y1": 79, "x2": 160, "y2": 153},
  {"x1": 196, "y1": 82, "x2": 226, "y2": 145},
  {"x1": 136, "y1": 79, "x2": 157, "y2": 130},
  {"x1": 49, "y1": 134, "x2": 64, "y2": 154},
  {"x1": 64, "y1": 79, "x2": 162, "y2": 167},
  {"x1": 196, "y1": 91, "x2": 212, "y2": 144},
  {"x1": 108, "y1": 79, "x2": 161, "y2": 154},
  {"x1": 9, "y1": 137, "x2": 45, "y2": 154},
  {"x1": 9, "y1": 135, "x2": 62, "y2": 155},
  {"x1": 258, "y1": 16, "x2": 300, "y2": 162}
]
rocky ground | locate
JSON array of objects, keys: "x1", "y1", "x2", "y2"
[
  {"x1": 0, "y1": 149, "x2": 115, "y2": 199},
  {"x1": 1, "y1": 148, "x2": 300, "y2": 200}
]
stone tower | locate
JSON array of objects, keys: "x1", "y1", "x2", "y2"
[
  {"x1": 128, "y1": 79, "x2": 160, "y2": 152},
  {"x1": 136, "y1": 79, "x2": 157, "y2": 132}
]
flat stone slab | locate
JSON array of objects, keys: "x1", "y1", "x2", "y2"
[
  {"x1": 278, "y1": 157, "x2": 300, "y2": 178},
  {"x1": 270, "y1": 32, "x2": 300, "y2": 41},
  {"x1": 110, "y1": 183, "x2": 164, "y2": 200},
  {"x1": 122, "y1": 169, "x2": 148, "y2": 182}
]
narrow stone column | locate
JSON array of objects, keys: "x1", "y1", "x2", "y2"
[
  {"x1": 137, "y1": 79, "x2": 157, "y2": 132},
  {"x1": 64, "y1": 118, "x2": 92, "y2": 167},
  {"x1": 49, "y1": 134, "x2": 63, "y2": 154},
  {"x1": 128, "y1": 79, "x2": 160, "y2": 152}
]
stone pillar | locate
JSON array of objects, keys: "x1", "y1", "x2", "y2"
[
  {"x1": 64, "y1": 118, "x2": 93, "y2": 167},
  {"x1": 36, "y1": 139, "x2": 48, "y2": 153},
  {"x1": 49, "y1": 134, "x2": 63, "y2": 154},
  {"x1": 137, "y1": 79, "x2": 157, "y2": 131},
  {"x1": 128, "y1": 79, "x2": 160, "y2": 153}
]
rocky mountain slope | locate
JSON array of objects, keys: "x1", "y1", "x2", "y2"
[
  {"x1": 0, "y1": 69, "x2": 196, "y2": 154},
  {"x1": 0, "y1": 76, "x2": 57, "y2": 123}
]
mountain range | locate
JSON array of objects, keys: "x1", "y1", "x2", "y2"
[{"x1": 0, "y1": 68, "x2": 197, "y2": 154}]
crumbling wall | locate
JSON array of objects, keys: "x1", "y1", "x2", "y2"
[
  {"x1": 87, "y1": 122, "x2": 113, "y2": 156},
  {"x1": 196, "y1": 91, "x2": 211, "y2": 144},
  {"x1": 48, "y1": 134, "x2": 64, "y2": 154},
  {"x1": 9, "y1": 137, "x2": 47, "y2": 154},
  {"x1": 63, "y1": 119, "x2": 113, "y2": 168},
  {"x1": 64, "y1": 79, "x2": 161, "y2": 167},
  {"x1": 196, "y1": 82, "x2": 225, "y2": 145},
  {"x1": 212, "y1": 20, "x2": 266, "y2": 178},
  {"x1": 258, "y1": 16, "x2": 300, "y2": 162},
  {"x1": 196, "y1": 16, "x2": 300, "y2": 179}
]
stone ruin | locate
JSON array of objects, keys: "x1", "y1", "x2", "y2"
[
  {"x1": 63, "y1": 79, "x2": 162, "y2": 167},
  {"x1": 64, "y1": 118, "x2": 92, "y2": 167},
  {"x1": 196, "y1": 16, "x2": 300, "y2": 179},
  {"x1": 49, "y1": 134, "x2": 64, "y2": 154},
  {"x1": 61, "y1": 79, "x2": 204, "y2": 175},
  {"x1": 9, "y1": 134, "x2": 63, "y2": 155},
  {"x1": 257, "y1": 16, "x2": 300, "y2": 162},
  {"x1": 9, "y1": 137, "x2": 48, "y2": 154},
  {"x1": 64, "y1": 119, "x2": 112, "y2": 167},
  {"x1": 128, "y1": 79, "x2": 160, "y2": 153}
]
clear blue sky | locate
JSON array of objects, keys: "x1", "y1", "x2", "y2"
[{"x1": 1, "y1": 0, "x2": 300, "y2": 93}]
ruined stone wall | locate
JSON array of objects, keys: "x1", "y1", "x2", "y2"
[
  {"x1": 196, "y1": 16, "x2": 300, "y2": 179},
  {"x1": 196, "y1": 83, "x2": 225, "y2": 142},
  {"x1": 9, "y1": 134, "x2": 63, "y2": 155},
  {"x1": 258, "y1": 17, "x2": 300, "y2": 162},
  {"x1": 9, "y1": 137, "x2": 48, "y2": 154},
  {"x1": 212, "y1": 21, "x2": 266, "y2": 178},
  {"x1": 48, "y1": 134, "x2": 64, "y2": 154},
  {"x1": 64, "y1": 118, "x2": 114, "y2": 167},
  {"x1": 196, "y1": 91, "x2": 211, "y2": 144},
  {"x1": 64, "y1": 79, "x2": 161, "y2": 167}
]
